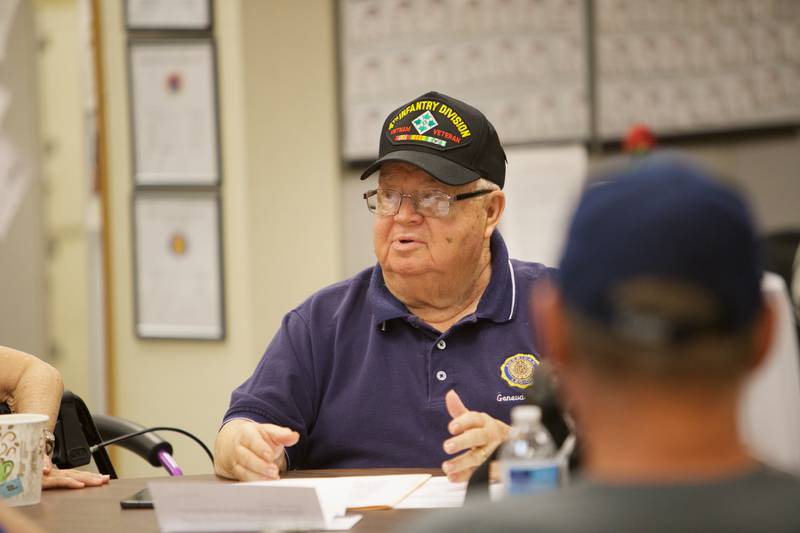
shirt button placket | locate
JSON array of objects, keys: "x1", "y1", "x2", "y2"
[{"x1": 434, "y1": 338, "x2": 448, "y2": 384}]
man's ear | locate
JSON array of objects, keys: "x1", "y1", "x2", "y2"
[
  {"x1": 530, "y1": 279, "x2": 571, "y2": 370},
  {"x1": 483, "y1": 191, "x2": 505, "y2": 239}
]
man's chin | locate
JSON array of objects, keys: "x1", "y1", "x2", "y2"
[{"x1": 382, "y1": 258, "x2": 431, "y2": 277}]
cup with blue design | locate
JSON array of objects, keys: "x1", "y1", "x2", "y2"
[{"x1": 0, "y1": 414, "x2": 48, "y2": 506}]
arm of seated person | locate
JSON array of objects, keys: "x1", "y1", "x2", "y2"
[
  {"x1": 214, "y1": 419, "x2": 299, "y2": 481},
  {"x1": 0, "y1": 346, "x2": 63, "y2": 432}
]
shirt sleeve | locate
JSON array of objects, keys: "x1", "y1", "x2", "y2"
[{"x1": 222, "y1": 309, "x2": 318, "y2": 467}]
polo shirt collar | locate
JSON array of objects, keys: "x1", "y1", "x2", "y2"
[{"x1": 368, "y1": 231, "x2": 518, "y2": 328}]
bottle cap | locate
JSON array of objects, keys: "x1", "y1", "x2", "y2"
[{"x1": 510, "y1": 405, "x2": 542, "y2": 424}]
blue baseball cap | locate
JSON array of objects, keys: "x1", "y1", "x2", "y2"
[{"x1": 558, "y1": 154, "x2": 763, "y2": 343}]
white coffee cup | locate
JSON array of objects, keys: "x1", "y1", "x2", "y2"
[{"x1": 0, "y1": 413, "x2": 48, "y2": 506}]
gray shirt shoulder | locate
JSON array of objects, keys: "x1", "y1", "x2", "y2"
[{"x1": 412, "y1": 466, "x2": 800, "y2": 533}]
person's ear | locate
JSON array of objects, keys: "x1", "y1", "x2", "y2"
[
  {"x1": 530, "y1": 279, "x2": 571, "y2": 370},
  {"x1": 483, "y1": 191, "x2": 505, "y2": 239}
]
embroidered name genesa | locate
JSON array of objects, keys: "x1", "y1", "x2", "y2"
[
  {"x1": 497, "y1": 393, "x2": 525, "y2": 402},
  {"x1": 500, "y1": 353, "x2": 539, "y2": 390},
  {"x1": 386, "y1": 100, "x2": 472, "y2": 139}
]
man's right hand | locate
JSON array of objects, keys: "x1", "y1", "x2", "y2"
[{"x1": 213, "y1": 419, "x2": 299, "y2": 481}]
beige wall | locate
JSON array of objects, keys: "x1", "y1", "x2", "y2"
[
  {"x1": 0, "y1": 1, "x2": 47, "y2": 358},
  {"x1": 34, "y1": 0, "x2": 95, "y2": 409},
  {"x1": 99, "y1": 0, "x2": 341, "y2": 477}
]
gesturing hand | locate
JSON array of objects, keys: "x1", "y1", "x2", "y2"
[
  {"x1": 215, "y1": 420, "x2": 299, "y2": 481},
  {"x1": 441, "y1": 390, "x2": 510, "y2": 483}
]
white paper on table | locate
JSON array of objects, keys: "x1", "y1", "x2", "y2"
[
  {"x1": 499, "y1": 145, "x2": 587, "y2": 267},
  {"x1": 148, "y1": 480, "x2": 362, "y2": 532},
  {"x1": 343, "y1": 474, "x2": 431, "y2": 510},
  {"x1": 394, "y1": 477, "x2": 466, "y2": 509},
  {"x1": 247, "y1": 474, "x2": 432, "y2": 511}
]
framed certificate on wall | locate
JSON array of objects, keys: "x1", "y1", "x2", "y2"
[
  {"x1": 125, "y1": 0, "x2": 213, "y2": 31},
  {"x1": 128, "y1": 39, "x2": 221, "y2": 187},
  {"x1": 132, "y1": 190, "x2": 225, "y2": 340}
]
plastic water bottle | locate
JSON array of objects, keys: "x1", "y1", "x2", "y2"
[{"x1": 498, "y1": 405, "x2": 563, "y2": 497}]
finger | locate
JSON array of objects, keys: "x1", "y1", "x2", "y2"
[
  {"x1": 71, "y1": 472, "x2": 110, "y2": 487},
  {"x1": 42, "y1": 474, "x2": 85, "y2": 490},
  {"x1": 448, "y1": 411, "x2": 486, "y2": 435},
  {"x1": 441, "y1": 449, "x2": 484, "y2": 482},
  {"x1": 51, "y1": 469, "x2": 109, "y2": 487},
  {"x1": 445, "y1": 390, "x2": 469, "y2": 420},
  {"x1": 42, "y1": 455, "x2": 52, "y2": 474},
  {"x1": 445, "y1": 467, "x2": 476, "y2": 484},
  {"x1": 243, "y1": 426, "x2": 281, "y2": 462},
  {"x1": 235, "y1": 443, "x2": 280, "y2": 479},
  {"x1": 260, "y1": 425, "x2": 300, "y2": 447},
  {"x1": 443, "y1": 427, "x2": 489, "y2": 455},
  {"x1": 232, "y1": 460, "x2": 279, "y2": 482}
]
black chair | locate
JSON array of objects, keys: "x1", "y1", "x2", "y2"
[{"x1": 52, "y1": 390, "x2": 181, "y2": 478}]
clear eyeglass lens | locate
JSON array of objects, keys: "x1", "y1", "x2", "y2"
[
  {"x1": 416, "y1": 191, "x2": 450, "y2": 217},
  {"x1": 375, "y1": 189, "x2": 401, "y2": 216}
]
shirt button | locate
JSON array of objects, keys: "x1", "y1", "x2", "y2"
[
  {"x1": 436, "y1": 339, "x2": 447, "y2": 350},
  {"x1": 436, "y1": 370, "x2": 447, "y2": 381}
]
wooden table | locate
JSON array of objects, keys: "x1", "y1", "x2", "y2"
[{"x1": 17, "y1": 469, "x2": 439, "y2": 532}]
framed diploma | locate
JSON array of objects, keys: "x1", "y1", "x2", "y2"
[
  {"x1": 129, "y1": 39, "x2": 221, "y2": 187},
  {"x1": 132, "y1": 190, "x2": 225, "y2": 340},
  {"x1": 125, "y1": 0, "x2": 212, "y2": 31}
]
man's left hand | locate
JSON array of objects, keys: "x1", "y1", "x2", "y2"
[
  {"x1": 42, "y1": 456, "x2": 110, "y2": 490},
  {"x1": 441, "y1": 390, "x2": 510, "y2": 482}
]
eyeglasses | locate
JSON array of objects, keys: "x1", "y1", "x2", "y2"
[{"x1": 363, "y1": 188, "x2": 493, "y2": 218}]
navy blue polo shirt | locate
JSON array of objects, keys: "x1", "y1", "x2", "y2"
[{"x1": 223, "y1": 231, "x2": 555, "y2": 469}]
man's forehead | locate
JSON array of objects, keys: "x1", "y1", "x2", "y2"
[{"x1": 378, "y1": 162, "x2": 449, "y2": 188}]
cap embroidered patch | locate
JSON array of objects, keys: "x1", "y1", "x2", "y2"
[
  {"x1": 500, "y1": 353, "x2": 539, "y2": 389},
  {"x1": 385, "y1": 98, "x2": 473, "y2": 151},
  {"x1": 412, "y1": 111, "x2": 438, "y2": 134}
]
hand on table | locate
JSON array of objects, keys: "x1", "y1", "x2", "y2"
[
  {"x1": 441, "y1": 390, "x2": 510, "y2": 483},
  {"x1": 42, "y1": 456, "x2": 110, "y2": 490},
  {"x1": 215, "y1": 420, "x2": 299, "y2": 481}
]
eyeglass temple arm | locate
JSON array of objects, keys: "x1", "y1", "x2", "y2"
[{"x1": 453, "y1": 189, "x2": 493, "y2": 201}]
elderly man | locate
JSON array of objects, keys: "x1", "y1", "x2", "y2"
[
  {"x1": 418, "y1": 156, "x2": 800, "y2": 532},
  {"x1": 215, "y1": 91, "x2": 555, "y2": 482},
  {"x1": 0, "y1": 346, "x2": 109, "y2": 489}
]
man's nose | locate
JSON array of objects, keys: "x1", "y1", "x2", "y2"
[{"x1": 394, "y1": 194, "x2": 422, "y2": 222}]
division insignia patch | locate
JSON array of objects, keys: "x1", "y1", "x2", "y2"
[{"x1": 500, "y1": 353, "x2": 539, "y2": 389}]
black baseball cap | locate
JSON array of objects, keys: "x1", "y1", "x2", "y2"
[{"x1": 360, "y1": 91, "x2": 507, "y2": 189}]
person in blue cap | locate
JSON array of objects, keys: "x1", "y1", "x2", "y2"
[
  {"x1": 215, "y1": 92, "x2": 556, "y2": 481},
  {"x1": 416, "y1": 154, "x2": 800, "y2": 532}
]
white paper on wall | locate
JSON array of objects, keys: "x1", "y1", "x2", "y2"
[{"x1": 499, "y1": 145, "x2": 587, "y2": 267}]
